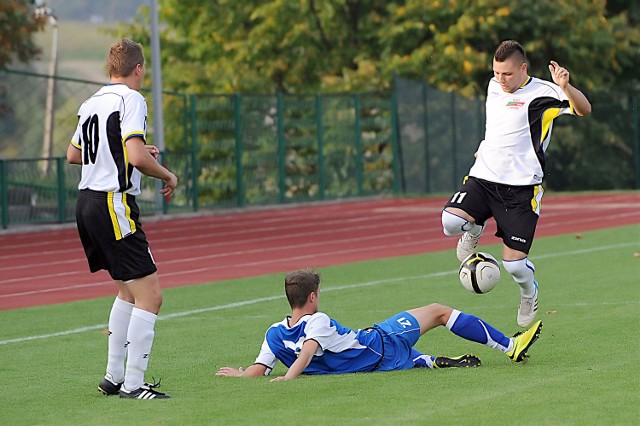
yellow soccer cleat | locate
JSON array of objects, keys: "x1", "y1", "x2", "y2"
[{"x1": 506, "y1": 320, "x2": 543, "y2": 363}]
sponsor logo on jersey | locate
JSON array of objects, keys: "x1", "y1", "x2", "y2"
[{"x1": 506, "y1": 99, "x2": 525, "y2": 109}]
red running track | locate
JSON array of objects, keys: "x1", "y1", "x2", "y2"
[{"x1": 0, "y1": 193, "x2": 638, "y2": 310}]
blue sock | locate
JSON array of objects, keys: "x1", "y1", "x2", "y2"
[{"x1": 446, "y1": 310, "x2": 511, "y2": 352}]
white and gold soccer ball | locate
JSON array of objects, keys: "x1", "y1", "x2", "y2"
[{"x1": 459, "y1": 252, "x2": 501, "y2": 294}]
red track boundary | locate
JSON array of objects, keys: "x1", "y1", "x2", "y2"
[{"x1": 0, "y1": 193, "x2": 638, "y2": 310}]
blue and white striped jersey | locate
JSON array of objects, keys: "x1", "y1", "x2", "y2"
[{"x1": 254, "y1": 312, "x2": 383, "y2": 375}]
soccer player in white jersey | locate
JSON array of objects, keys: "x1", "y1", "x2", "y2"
[
  {"x1": 216, "y1": 270, "x2": 542, "y2": 381},
  {"x1": 67, "y1": 39, "x2": 178, "y2": 399},
  {"x1": 441, "y1": 40, "x2": 591, "y2": 327}
]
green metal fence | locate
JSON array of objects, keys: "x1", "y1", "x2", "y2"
[
  {"x1": 1, "y1": 69, "x2": 638, "y2": 229},
  {"x1": 394, "y1": 76, "x2": 640, "y2": 194},
  {"x1": 179, "y1": 92, "x2": 398, "y2": 212},
  {"x1": 0, "y1": 69, "x2": 400, "y2": 228}
]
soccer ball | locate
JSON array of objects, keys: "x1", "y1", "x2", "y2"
[{"x1": 459, "y1": 252, "x2": 501, "y2": 294}]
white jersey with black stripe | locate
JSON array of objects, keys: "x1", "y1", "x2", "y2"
[
  {"x1": 70, "y1": 83, "x2": 147, "y2": 195},
  {"x1": 469, "y1": 76, "x2": 574, "y2": 186}
]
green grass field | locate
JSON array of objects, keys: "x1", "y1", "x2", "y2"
[{"x1": 1, "y1": 225, "x2": 638, "y2": 425}]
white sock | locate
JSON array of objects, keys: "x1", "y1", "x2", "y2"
[
  {"x1": 503, "y1": 258, "x2": 536, "y2": 297},
  {"x1": 414, "y1": 354, "x2": 435, "y2": 368},
  {"x1": 123, "y1": 308, "x2": 157, "y2": 392},
  {"x1": 105, "y1": 297, "x2": 133, "y2": 384},
  {"x1": 465, "y1": 223, "x2": 484, "y2": 237}
]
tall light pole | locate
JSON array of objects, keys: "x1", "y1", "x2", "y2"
[
  {"x1": 150, "y1": 0, "x2": 164, "y2": 154},
  {"x1": 35, "y1": 6, "x2": 58, "y2": 175},
  {"x1": 150, "y1": 0, "x2": 165, "y2": 214}
]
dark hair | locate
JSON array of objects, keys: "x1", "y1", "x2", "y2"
[
  {"x1": 284, "y1": 269, "x2": 320, "y2": 308},
  {"x1": 494, "y1": 40, "x2": 526, "y2": 64},
  {"x1": 107, "y1": 39, "x2": 144, "y2": 78}
]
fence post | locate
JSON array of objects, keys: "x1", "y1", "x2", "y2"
[
  {"x1": 354, "y1": 95, "x2": 363, "y2": 195},
  {"x1": 170, "y1": 92, "x2": 189, "y2": 215},
  {"x1": 160, "y1": 150, "x2": 168, "y2": 214},
  {"x1": 57, "y1": 157, "x2": 66, "y2": 222},
  {"x1": 234, "y1": 94, "x2": 244, "y2": 207},
  {"x1": 450, "y1": 92, "x2": 458, "y2": 190},
  {"x1": 633, "y1": 96, "x2": 640, "y2": 189},
  {"x1": 390, "y1": 90, "x2": 400, "y2": 194},
  {"x1": 0, "y1": 160, "x2": 7, "y2": 229},
  {"x1": 315, "y1": 94, "x2": 325, "y2": 200},
  {"x1": 277, "y1": 93, "x2": 285, "y2": 203},
  {"x1": 189, "y1": 94, "x2": 199, "y2": 211},
  {"x1": 422, "y1": 82, "x2": 431, "y2": 194}
]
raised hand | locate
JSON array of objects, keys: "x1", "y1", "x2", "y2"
[{"x1": 548, "y1": 61, "x2": 569, "y2": 89}]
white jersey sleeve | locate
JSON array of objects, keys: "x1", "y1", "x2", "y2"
[
  {"x1": 254, "y1": 318, "x2": 291, "y2": 374},
  {"x1": 303, "y1": 312, "x2": 336, "y2": 356},
  {"x1": 304, "y1": 312, "x2": 368, "y2": 356},
  {"x1": 254, "y1": 336, "x2": 278, "y2": 375},
  {"x1": 120, "y1": 89, "x2": 147, "y2": 143}
]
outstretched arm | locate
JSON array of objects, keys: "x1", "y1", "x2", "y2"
[
  {"x1": 270, "y1": 339, "x2": 319, "y2": 382},
  {"x1": 216, "y1": 364, "x2": 268, "y2": 378},
  {"x1": 548, "y1": 61, "x2": 592, "y2": 117}
]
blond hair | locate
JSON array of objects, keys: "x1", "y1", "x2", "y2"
[{"x1": 107, "y1": 39, "x2": 144, "y2": 78}]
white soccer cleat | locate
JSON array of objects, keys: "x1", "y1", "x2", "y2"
[
  {"x1": 517, "y1": 282, "x2": 539, "y2": 327},
  {"x1": 456, "y1": 231, "x2": 482, "y2": 261}
]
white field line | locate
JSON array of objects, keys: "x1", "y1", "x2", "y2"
[{"x1": 1, "y1": 242, "x2": 638, "y2": 346}]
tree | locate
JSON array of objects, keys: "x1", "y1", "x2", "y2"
[
  {"x1": 0, "y1": 0, "x2": 47, "y2": 68},
  {"x1": 112, "y1": 0, "x2": 639, "y2": 192},
  {"x1": 116, "y1": 0, "x2": 639, "y2": 97}
]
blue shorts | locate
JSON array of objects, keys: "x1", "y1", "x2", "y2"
[{"x1": 373, "y1": 312, "x2": 421, "y2": 371}]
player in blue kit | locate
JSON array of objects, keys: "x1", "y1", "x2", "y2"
[{"x1": 216, "y1": 270, "x2": 543, "y2": 381}]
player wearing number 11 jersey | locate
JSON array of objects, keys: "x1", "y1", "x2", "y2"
[
  {"x1": 67, "y1": 39, "x2": 177, "y2": 400},
  {"x1": 441, "y1": 40, "x2": 591, "y2": 328}
]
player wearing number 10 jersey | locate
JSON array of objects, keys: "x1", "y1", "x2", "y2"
[
  {"x1": 71, "y1": 83, "x2": 148, "y2": 196},
  {"x1": 67, "y1": 39, "x2": 178, "y2": 400}
]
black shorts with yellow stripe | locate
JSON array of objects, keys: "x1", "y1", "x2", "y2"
[
  {"x1": 444, "y1": 176, "x2": 544, "y2": 254},
  {"x1": 76, "y1": 189, "x2": 157, "y2": 281}
]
